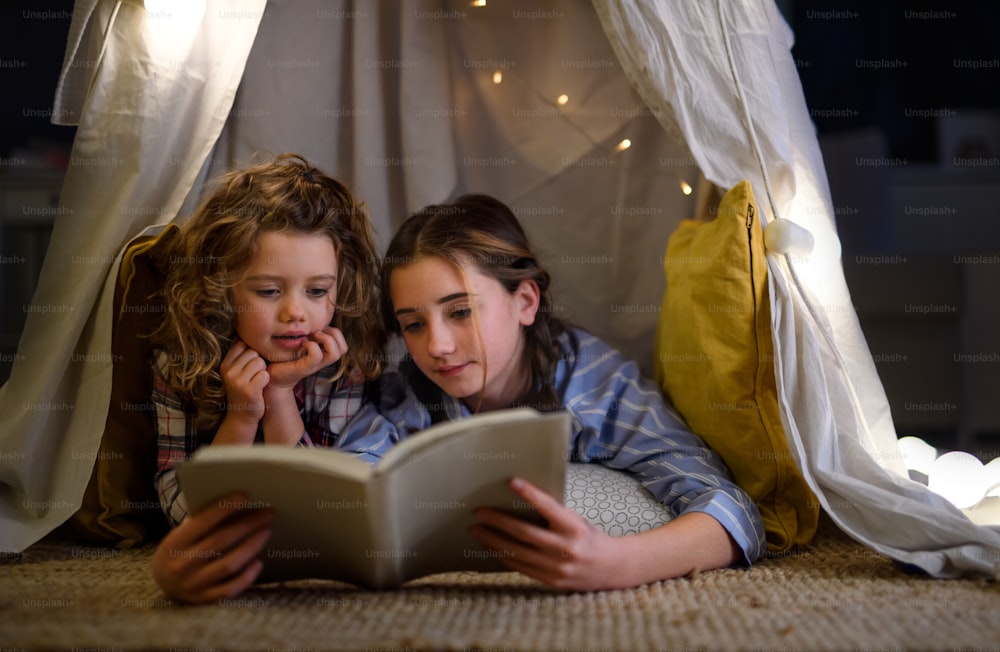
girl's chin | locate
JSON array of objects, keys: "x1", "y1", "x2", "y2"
[
  {"x1": 438, "y1": 379, "x2": 485, "y2": 404},
  {"x1": 262, "y1": 349, "x2": 306, "y2": 364}
]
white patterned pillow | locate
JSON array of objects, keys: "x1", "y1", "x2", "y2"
[{"x1": 563, "y1": 463, "x2": 673, "y2": 536}]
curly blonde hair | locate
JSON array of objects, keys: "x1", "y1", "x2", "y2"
[{"x1": 151, "y1": 153, "x2": 384, "y2": 429}]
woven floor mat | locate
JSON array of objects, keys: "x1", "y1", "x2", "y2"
[{"x1": 2, "y1": 520, "x2": 998, "y2": 651}]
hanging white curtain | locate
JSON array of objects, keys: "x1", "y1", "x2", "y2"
[
  {"x1": 196, "y1": 0, "x2": 460, "y2": 248},
  {"x1": 595, "y1": 0, "x2": 1000, "y2": 577},
  {"x1": 0, "y1": 0, "x2": 266, "y2": 551}
]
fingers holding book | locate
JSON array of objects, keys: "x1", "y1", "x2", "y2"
[
  {"x1": 151, "y1": 492, "x2": 275, "y2": 604},
  {"x1": 469, "y1": 477, "x2": 625, "y2": 592}
]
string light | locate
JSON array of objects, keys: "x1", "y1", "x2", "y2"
[
  {"x1": 470, "y1": 0, "x2": 486, "y2": 6},
  {"x1": 483, "y1": 67, "x2": 694, "y2": 197},
  {"x1": 898, "y1": 436, "x2": 937, "y2": 476},
  {"x1": 142, "y1": 0, "x2": 204, "y2": 19},
  {"x1": 899, "y1": 436, "x2": 1000, "y2": 513}
]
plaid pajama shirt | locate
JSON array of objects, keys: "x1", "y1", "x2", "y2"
[{"x1": 152, "y1": 355, "x2": 367, "y2": 526}]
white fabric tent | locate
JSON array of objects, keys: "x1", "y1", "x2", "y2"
[{"x1": 2, "y1": 0, "x2": 998, "y2": 578}]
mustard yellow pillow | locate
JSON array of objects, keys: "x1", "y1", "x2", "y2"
[
  {"x1": 69, "y1": 227, "x2": 178, "y2": 546},
  {"x1": 654, "y1": 180, "x2": 817, "y2": 551}
]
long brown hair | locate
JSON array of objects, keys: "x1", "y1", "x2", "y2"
[
  {"x1": 382, "y1": 194, "x2": 565, "y2": 411},
  {"x1": 152, "y1": 153, "x2": 384, "y2": 428}
]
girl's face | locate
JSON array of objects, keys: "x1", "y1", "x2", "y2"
[
  {"x1": 231, "y1": 231, "x2": 338, "y2": 362},
  {"x1": 389, "y1": 255, "x2": 539, "y2": 411}
]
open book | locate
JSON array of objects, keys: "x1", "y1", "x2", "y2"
[{"x1": 175, "y1": 408, "x2": 570, "y2": 589}]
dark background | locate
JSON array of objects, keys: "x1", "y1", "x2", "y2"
[
  {"x1": 3, "y1": 1, "x2": 999, "y2": 165},
  {"x1": 791, "y1": 0, "x2": 1000, "y2": 163},
  {"x1": 1, "y1": 2, "x2": 78, "y2": 164}
]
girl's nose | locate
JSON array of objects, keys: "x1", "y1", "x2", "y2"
[
  {"x1": 426, "y1": 321, "x2": 455, "y2": 357},
  {"x1": 281, "y1": 296, "x2": 306, "y2": 322}
]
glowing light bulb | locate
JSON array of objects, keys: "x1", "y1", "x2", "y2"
[
  {"x1": 928, "y1": 451, "x2": 989, "y2": 509},
  {"x1": 900, "y1": 435, "x2": 1000, "y2": 512},
  {"x1": 144, "y1": 0, "x2": 204, "y2": 19},
  {"x1": 986, "y1": 458, "x2": 1000, "y2": 498},
  {"x1": 615, "y1": 139, "x2": 631, "y2": 152},
  {"x1": 679, "y1": 180, "x2": 693, "y2": 195},
  {"x1": 471, "y1": 0, "x2": 486, "y2": 6},
  {"x1": 763, "y1": 219, "x2": 815, "y2": 257},
  {"x1": 556, "y1": 94, "x2": 569, "y2": 106},
  {"x1": 898, "y1": 436, "x2": 938, "y2": 475},
  {"x1": 492, "y1": 71, "x2": 503, "y2": 85}
]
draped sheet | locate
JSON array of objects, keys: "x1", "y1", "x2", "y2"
[
  {"x1": 596, "y1": 0, "x2": 1000, "y2": 577},
  {"x1": 0, "y1": 0, "x2": 265, "y2": 551},
  {"x1": 2, "y1": 0, "x2": 997, "y2": 577}
]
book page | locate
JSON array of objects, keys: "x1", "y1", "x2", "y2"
[
  {"x1": 177, "y1": 447, "x2": 385, "y2": 587},
  {"x1": 377, "y1": 410, "x2": 570, "y2": 583},
  {"x1": 377, "y1": 407, "x2": 543, "y2": 471},
  {"x1": 182, "y1": 444, "x2": 374, "y2": 482}
]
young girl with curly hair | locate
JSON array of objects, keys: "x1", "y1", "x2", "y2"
[{"x1": 149, "y1": 154, "x2": 383, "y2": 601}]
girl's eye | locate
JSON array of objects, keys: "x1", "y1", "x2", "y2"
[
  {"x1": 255, "y1": 288, "x2": 279, "y2": 298},
  {"x1": 400, "y1": 321, "x2": 424, "y2": 334},
  {"x1": 450, "y1": 306, "x2": 472, "y2": 319},
  {"x1": 308, "y1": 287, "x2": 331, "y2": 298}
]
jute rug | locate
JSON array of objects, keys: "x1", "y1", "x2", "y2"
[{"x1": 2, "y1": 517, "x2": 998, "y2": 652}]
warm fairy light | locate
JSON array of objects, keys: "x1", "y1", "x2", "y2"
[
  {"x1": 763, "y1": 219, "x2": 816, "y2": 257},
  {"x1": 143, "y1": 0, "x2": 204, "y2": 17},
  {"x1": 130, "y1": 0, "x2": 204, "y2": 58},
  {"x1": 900, "y1": 435, "x2": 1000, "y2": 515},
  {"x1": 929, "y1": 451, "x2": 994, "y2": 510},
  {"x1": 898, "y1": 436, "x2": 937, "y2": 475},
  {"x1": 470, "y1": 0, "x2": 486, "y2": 6},
  {"x1": 486, "y1": 71, "x2": 695, "y2": 194},
  {"x1": 989, "y1": 458, "x2": 1000, "y2": 498}
]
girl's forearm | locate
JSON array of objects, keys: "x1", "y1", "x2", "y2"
[
  {"x1": 614, "y1": 512, "x2": 742, "y2": 586},
  {"x1": 212, "y1": 415, "x2": 260, "y2": 445}
]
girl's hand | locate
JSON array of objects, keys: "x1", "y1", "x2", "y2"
[
  {"x1": 220, "y1": 340, "x2": 269, "y2": 424},
  {"x1": 266, "y1": 326, "x2": 348, "y2": 389},
  {"x1": 150, "y1": 493, "x2": 274, "y2": 604},
  {"x1": 469, "y1": 477, "x2": 630, "y2": 591}
]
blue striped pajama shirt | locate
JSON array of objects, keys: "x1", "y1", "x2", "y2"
[{"x1": 338, "y1": 328, "x2": 766, "y2": 565}]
